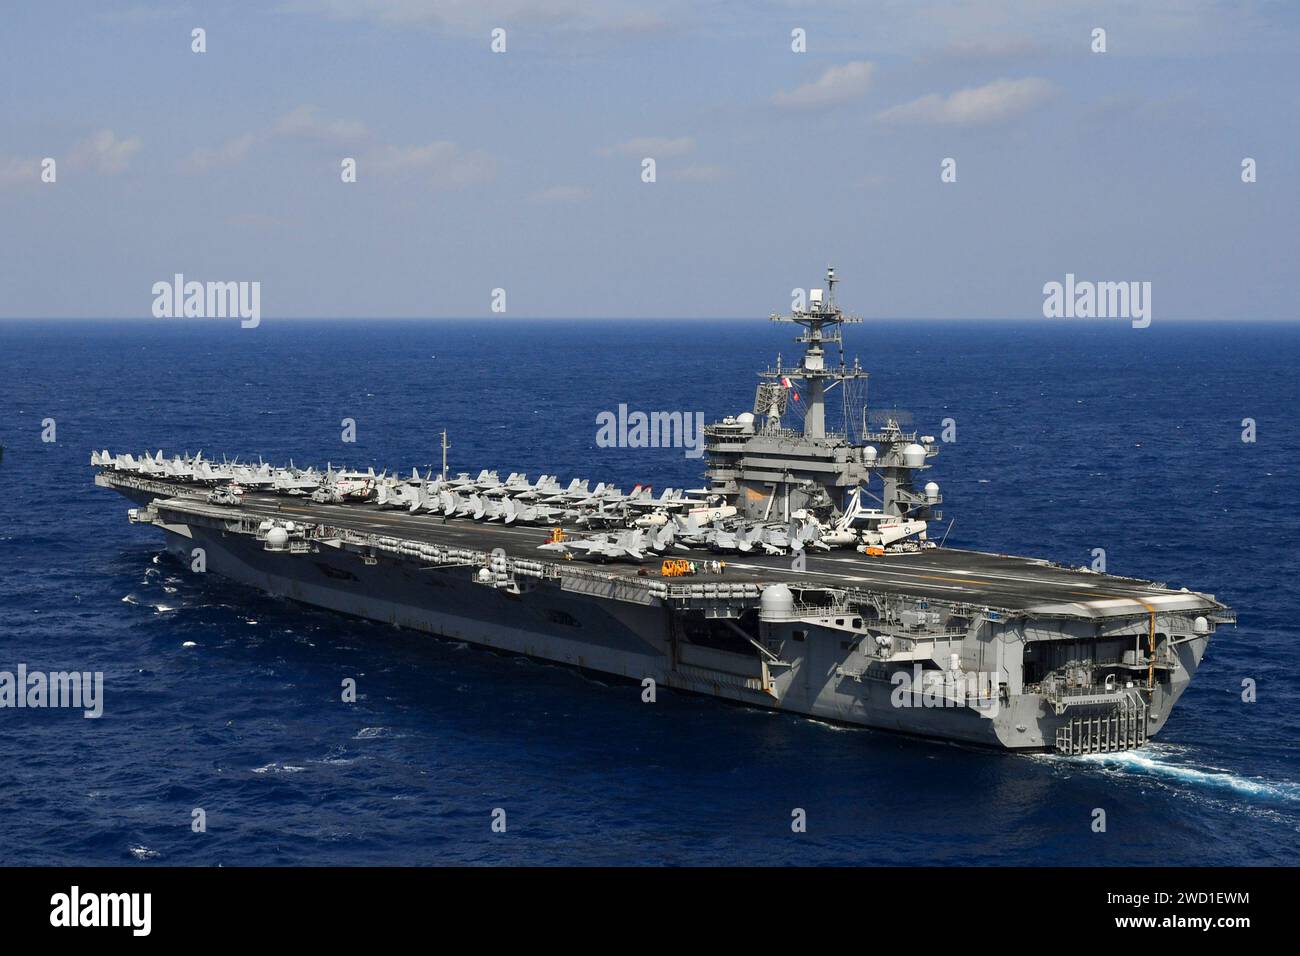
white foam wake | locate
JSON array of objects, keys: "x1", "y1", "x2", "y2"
[{"x1": 1070, "y1": 747, "x2": 1300, "y2": 803}]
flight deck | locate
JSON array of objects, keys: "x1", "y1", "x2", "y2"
[{"x1": 133, "y1": 484, "x2": 1219, "y2": 620}]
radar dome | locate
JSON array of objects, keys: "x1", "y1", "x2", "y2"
[
  {"x1": 759, "y1": 583, "x2": 795, "y2": 621},
  {"x1": 903, "y1": 443, "x2": 927, "y2": 468},
  {"x1": 863, "y1": 446, "x2": 878, "y2": 462},
  {"x1": 924, "y1": 481, "x2": 940, "y2": 502},
  {"x1": 266, "y1": 527, "x2": 289, "y2": 551}
]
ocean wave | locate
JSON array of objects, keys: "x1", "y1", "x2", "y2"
[
  {"x1": 354, "y1": 726, "x2": 405, "y2": 740},
  {"x1": 251, "y1": 762, "x2": 308, "y2": 774}
]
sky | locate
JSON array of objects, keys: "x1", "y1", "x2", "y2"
[{"x1": 1, "y1": 0, "x2": 1297, "y2": 320}]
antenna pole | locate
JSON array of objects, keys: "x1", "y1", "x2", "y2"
[{"x1": 440, "y1": 430, "x2": 450, "y2": 481}]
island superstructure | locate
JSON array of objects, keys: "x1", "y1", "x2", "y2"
[{"x1": 91, "y1": 269, "x2": 1233, "y2": 753}]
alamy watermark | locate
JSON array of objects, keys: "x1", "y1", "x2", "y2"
[
  {"x1": 1042, "y1": 273, "x2": 1150, "y2": 328},
  {"x1": 596, "y1": 404, "x2": 706, "y2": 459},
  {"x1": 151, "y1": 273, "x2": 261, "y2": 328},
  {"x1": 890, "y1": 664, "x2": 1000, "y2": 716},
  {"x1": 1, "y1": 664, "x2": 103, "y2": 718},
  {"x1": 50, "y1": 886, "x2": 150, "y2": 936}
]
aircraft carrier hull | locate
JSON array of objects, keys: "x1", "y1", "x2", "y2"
[{"x1": 102, "y1": 475, "x2": 1229, "y2": 753}]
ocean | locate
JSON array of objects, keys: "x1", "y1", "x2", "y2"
[{"x1": 1, "y1": 317, "x2": 1297, "y2": 866}]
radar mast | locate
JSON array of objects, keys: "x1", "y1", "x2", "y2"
[{"x1": 765, "y1": 266, "x2": 866, "y2": 439}]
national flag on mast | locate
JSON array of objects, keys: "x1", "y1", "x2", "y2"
[{"x1": 780, "y1": 376, "x2": 793, "y2": 388}]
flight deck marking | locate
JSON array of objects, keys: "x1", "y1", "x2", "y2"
[{"x1": 727, "y1": 562, "x2": 967, "y2": 590}]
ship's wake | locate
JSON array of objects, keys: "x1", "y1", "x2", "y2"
[{"x1": 1042, "y1": 743, "x2": 1300, "y2": 804}]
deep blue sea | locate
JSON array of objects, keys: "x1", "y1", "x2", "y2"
[{"x1": 1, "y1": 318, "x2": 1297, "y2": 866}]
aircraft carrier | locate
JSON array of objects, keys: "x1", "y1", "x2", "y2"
[{"x1": 91, "y1": 270, "x2": 1234, "y2": 753}]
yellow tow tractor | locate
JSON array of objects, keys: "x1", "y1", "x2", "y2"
[{"x1": 660, "y1": 559, "x2": 696, "y2": 577}]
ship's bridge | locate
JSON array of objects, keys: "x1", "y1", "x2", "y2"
[{"x1": 703, "y1": 268, "x2": 941, "y2": 524}]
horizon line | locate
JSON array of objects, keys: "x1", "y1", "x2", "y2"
[{"x1": 2, "y1": 315, "x2": 1298, "y2": 324}]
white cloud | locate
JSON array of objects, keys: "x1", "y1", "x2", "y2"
[
  {"x1": 183, "y1": 133, "x2": 256, "y2": 173},
  {"x1": 2, "y1": 131, "x2": 140, "y2": 187},
  {"x1": 273, "y1": 105, "x2": 369, "y2": 145},
  {"x1": 530, "y1": 185, "x2": 592, "y2": 202},
  {"x1": 0, "y1": 156, "x2": 37, "y2": 187},
  {"x1": 179, "y1": 106, "x2": 493, "y2": 187},
  {"x1": 67, "y1": 130, "x2": 142, "y2": 174},
  {"x1": 876, "y1": 77, "x2": 1055, "y2": 127},
  {"x1": 364, "y1": 141, "x2": 496, "y2": 186},
  {"x1": 600, "y1": 136, "x2": 695, "y2": 158},
  {"x1": 773, "y1": 61, "x2": 875, "y2": 111}
]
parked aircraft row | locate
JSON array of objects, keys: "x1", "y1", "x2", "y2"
[{"x1": 92, "y1": 450, "x2": 933, "y2": 560}]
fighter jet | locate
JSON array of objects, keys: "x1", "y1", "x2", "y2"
[
  {"x1": 703, "y1": 521, "x2": 765, "y2": 554},
  {"x1": 135, "y1": 451, "x2": 167, "y2": 477},
  {"x1": 376, "y1": 468, "x2": 428, "y2": 509},
  {"x1": 539, "y1": 478, "x2": 595, "y2": 506},
  {"x1": 507, "y1": 475, "x2": 560, "y2": 502},
  {"x1": 537, "y1": 528, "x2": 651, "y2": 563},
  {"x1": 436, "y1": 488, "x2": 476, "y2": 518},
  {"x1": 161, "y1": 453, "x2": 197, "y2": 481},
  {"x1": 229, "y1": 460, "x2": 275, "y2": 488},
  {"x1": 465, "y1": 492, "x2": 512, "y2": 522},
  {"x1": 755, "y1": 519, "x2": 822, "y2": 556},
  {"x1": 446, "y1": 469, "x2": 500, "y2": 492},
  {"x1": 273, "y1": 462, "x2": 322, "y2": 496},
  {"x1": 502, "y1": 495, "x2": 576, "y2": 525}
]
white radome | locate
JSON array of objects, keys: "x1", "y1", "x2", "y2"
[
  {"x1": 265, "y1": 527, "x2": 290, "y2": 550},
  {"x1": 759, "y1": 583, "x2": 795, "y2": 620},
  {"x1": 903, "y1": 443, "x2": 927, "y2": 468}
]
